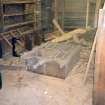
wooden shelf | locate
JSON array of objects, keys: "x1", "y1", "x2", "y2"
[
  {"x1": 4, "y1": 12, "x2": 33, "y2": 17},
  {"x1": 3, "y1": 1, "x2": 34, "y2": 4},
  {"x1": 4, "y1": 21, "x2": 34, "y2": 30}
]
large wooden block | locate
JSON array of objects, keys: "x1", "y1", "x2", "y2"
[{"x1": 23, "y1": 41, "x2": 81, "y2": 79}]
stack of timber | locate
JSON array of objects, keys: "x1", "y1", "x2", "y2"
[{"x1": 52, "y1": 19, "x2": 87, "y2": 43}]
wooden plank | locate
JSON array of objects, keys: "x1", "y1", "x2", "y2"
[
  {"x1": 94, "y1": 0, "x2": 102, "y2": 28},
  {"x1": 83, "y1": 29, "x2": 100, "y2": 83},
  {"x1": 4, "y1": 12, "x2": 33, "y2": 17},
  {"x1": 1, "y1": 34, "x2": 12, "y2": 47},
  {"x1": 53, "y1": 19, "x2": 65, "y2": 35},
  {"x1": 54, "y1": 0, "x2": 58, "y2": 21},
  {"x1": 94, "y1": 5, "x2": 105, "y2": 105},
  {"x1": 52, "y1": 19, "x2": 87, "y2": 43},
  {"x1": 0, "y1": 0, "x2": 4, "y2": 33},
  {"x1": 94, "y1": 27, "x2": 105, "y2": 105},
  {"x1": 3, "y1": 1, "x2": 34, "y2": 4},
  {"x1": 61, "y1": 0, "x2": 65, "y2": 29},
  {"x1": 21, "y1": 29, "x2": 34, "y2": 35},
  {"x1": 86, "y1": 0, "x2": 90, "y2": 28},
  {"x1": 51, "y1": 28, "x2": 86, "y2": 43},
  {"x1": 84, "y1": 9, "x2": 104, "y2": 83},
  {"x1": 4, "y1": 21, "x2": 34, "y2": 30}
]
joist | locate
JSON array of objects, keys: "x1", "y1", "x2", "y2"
[{"x1": 86, "y1": 0, "x2": 90, "y2": 28}]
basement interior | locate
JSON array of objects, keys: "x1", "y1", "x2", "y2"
[{"x1": 0, "y1": 0, "x2": 105, "y2": 105}]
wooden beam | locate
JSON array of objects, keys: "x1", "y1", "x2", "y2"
[
  {"x1": 86, "y1": 0, "x2": 90, "y2": 28},
  {"x1": 94, "y1": 5, "x2": 105, "y2": 105},
  {"x1": 0, "y1": 0, "x2": 4, "y2": 33},
  {"x1": 51, "y1": 28, "x2": 86, "y2": 43},
  {"x1": 54, "y1": 0, "x2": 58, "y2": 21},
  {"x1": 53, "y1": 19, "x2": 65, "y2": 35},
  {"x1": 1, "y1": 34, "x2": 12, "y2": 47},
  {"x1": 83, "y1": 29, "x2": 99, "y2": 83},
  {"x1": 52, "y1": 19, "x2": 87, "y2": 43},
  {"x1": 94, "y1": 0, "x2": 102, "y2": 28},
  {"x1": 61, "y1": 0, "x2": 65, "y2": 30}
]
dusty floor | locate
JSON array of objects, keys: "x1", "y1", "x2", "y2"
[{"x1": 0, "y1": 46, "x2": 93, "y2": 105}]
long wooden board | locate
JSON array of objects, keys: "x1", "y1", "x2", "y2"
[
  {"x1": 94, "y1": 4, "x2": 105, "y2": 105},
  {"x1": 53, "y1": 19, "x2": 65, "y2": 35},
  {"x1": 51, "y1": 28, "x2": 86, "y2": 43}
]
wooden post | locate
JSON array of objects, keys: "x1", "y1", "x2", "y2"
[
  {"x1": 84, "y1": 9, "x2": 103, "y2": 84},
  {"x1": 33, "y1": 0, "x2": 36, "y2": 31},
  {"x1": 54, "y1": 0, "x2": 58, "y2": 21},
  {"x1": 86, "y1": 0, "x2": 90, "y2": 28},
  {"x1": 61, "y1": 0, "x2": 65, "y2": 30},
  {"x1": 0, "y1": 0, "x2": 4, "y2": 33},
  {"x1": 94, "y1": 0, "x2": 101, "y2": 28},
  {"x1": 94, "y1": 6, "x2": 105, "y2": 104},
  {"x1": 53, "y1": 19, "x2": 65, "y2": 35}
]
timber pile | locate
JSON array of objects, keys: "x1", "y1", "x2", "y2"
[
  {"x1": 52, "y1": 28, "x2": 87, "y2": 43},
  {"x1": 52, "y1": 19, "x2": 88, "y2": 43}
]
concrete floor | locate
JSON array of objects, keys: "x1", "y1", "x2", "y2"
[{"x1": 0, "y1": 46, "x2": 93, "y2": 105}]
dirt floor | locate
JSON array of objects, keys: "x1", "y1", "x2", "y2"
[{"x1": 0, "y1": 46, "x2": 93, "y2": 105}]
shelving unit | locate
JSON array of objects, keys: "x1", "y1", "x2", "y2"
[
  {"x1": 0, "y1": 0, "x2": 35, "y2": 31},
  {"x1": 0, "y1": 0, "x2": 55, "y2": 54},
  {"x1": 0, "y1": 0, "x2": 36, "y2": 52}
]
